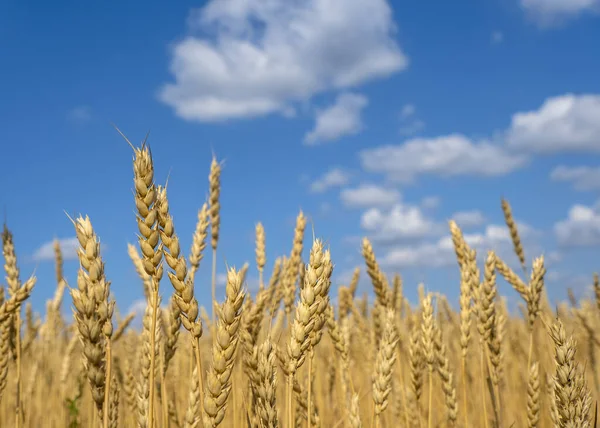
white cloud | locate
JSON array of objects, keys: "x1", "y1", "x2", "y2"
[
  {"x1": 340, "y1": 184, "x2": 400, "y2": 208},
  {"x1": 360, "y1": 134, "x2": 527, "y2": 182},
  {"x1": 550, "y1": 165, "x2": 600, "y2": 191},
  {"x1": 491, "y1": 31, "x2": 504, "y2": 44},
  {"x1": 304, "y1": 93, "x2": 368, "y2": 144},
  {"x1": 160, "y1": 0, "x2": 407, "y2": 122},
  {"x1": 32, "y1": 237, "x2": 79, "y2": 262},
  {"x1": 451, "y1": 210, "x2": 486, "y2": 228},
  {"x1": 520, "y1": 0, "x2": 600, "y2": 26},
  {"x1": 506, "y1": 94, "x2": 600, "y2": 153},
  {"x1": 310, "y1": 168, "x2": 350, "y2": 193},
  {"x1": 555, "y1": 203, "x2": 600, "y2": 247},
  {"x1": 379, "y1": 224, "x2": 527, "y2": 269},
  {"x1": 361, "y1": 202, "x2": 441, "y2": 242}
]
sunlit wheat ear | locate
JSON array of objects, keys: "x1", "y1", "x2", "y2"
[
  {"x1": 494, "y1": 256, "x2": 528, "y2": 299},
  {"x1": 408, "y1": 315, "x2": 424, "y2": 405},
  {"x1": 156, "y1": 185, "x2": 202, "y2": 340},
  {"x1": 526, "y1": 256, "x2": 546, "y2": 330},
  {"x1": 0, "y1": 317, "x2": 11, "y2": 402},
  {"x1": 1, "y1": 224, "x2": 29, "y2": 424},
  {"x1": 162, "y1": 296, "x2": 181, "y2": 373},
  {"x1": 433, "y1": 324, "x2": 458, "y2": 426},
  {"x1": 108, "y1": 375, "x2": 120, "y2": 428},
  {"x1": 372, "y1": 308, "x2": 398, "y2": 418},
  {"x1": 130, "y1": 136, "x2": 163, "y2": 428},
  {"x1": 69, "y1": 215, "x2": 114, "y2": 420},
  {"x1": 203, "y1": 267, "x2": 245, "y2": 427},
  {"x1": 501, "y1": 198, "x2": 526, "y2": 271},
  {"x1": 448, "y1": 220, "x2": 467, "y2": 269},
  {"x1": 0, "y1": 277, "x2": 35, "y2": 325},
  {"x1": 526, "y1": 362, "x2": 540, "y2": 428},
  {"x1": 209, "y1": 156, "x2": 222, "y2": 324},
  {"x1": 348, "y1": 393, "x2": 362, "y2": 428},
  {"x1": 256, "y1": 337, "x2": 278, "y2": 428},
  {"x1": 255, "y1": 222, "x2": 266, "y2": 289},
  {"x1": 549, "y1": 318, "x2": 592, "y2": 427},
  {"x1": 188, "y1": 202, "x2": 209, "y2": 286},
  {"x1": 362, "y1": 237, "x2": 390, "y2": 309},
  {"x1": 184, "y1": 365, "x2": 201, "y2": 428},
  {"x1": 208, "y1": 156, "x2": 222, "y2": 252},
  {"x1": 283, "y1": 211, "x2": 307, "y2": 316}
]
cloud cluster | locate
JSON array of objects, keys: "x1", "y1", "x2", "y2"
[
  {"x1": 520, "y1": 0, "x2": 600, "y2": 26},
  {"x1": 506, "y1": 94, "x2": 600, "y2": 153},
  {"x1": 360, "y1": 134, "x2": 527, "y2": 182},
  {"x1": 304, "y1": 93, "x2": 368, "y2": 145},
  {"x1": 554, "y1": 202, "x2": 600, "y2": 247},
  {"x1": 340, "y1": 184, "x2": 400, "y2": 208},
  {"x1": 379, "y1": 223, "x2": 533, "y2": 269},
  {"x1": 310, "y1": 168, "x2": 351, "y2": 193},
  {"x1": 550, "y1": 165, "x2": 600, "y2": 191},
  {"x1": 160, "y1": 0, "x2": 407, "y2": 122},
  {"x1": 361, "y1": 202, "x2": 441, "y2": 242},
  {"x1": 360, "y1": 94, "x2": 600, "y2": 183}
]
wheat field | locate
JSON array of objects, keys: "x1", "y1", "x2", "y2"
[{"x1": 0, "y1": 135, "x2": 597, "y2": 428}]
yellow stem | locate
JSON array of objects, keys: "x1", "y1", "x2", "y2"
[
  {"x1": 308, "y1": 348, "x2": 313, "y2": 428},
  {"x1": 479, "y1": 341, "x2": 490, "y2": 428},
  {"x1": 461, "y1": 356, "x2": 469, "y2": 428},
  {"x1": 212, "y1": 248, "x2": 217, "y2": 327},
  {"x1": 160, "y1": 347, "x2": 169, "y2": 428},
  {"x1": 148, "y1": 287, "x2": 159, "y2": 428},
  {"x1": 427, "y1": 368, "x2": 433, "y2": 428},
  {"x1": 15, "y1": 312, "x2": 22, "y2": 428},
  {"x1": 103, "y1": 337, "x2": 112, "y2": 428},
  {"x1": 194, "y1": 338, "x2": 206, "y2": 428}
]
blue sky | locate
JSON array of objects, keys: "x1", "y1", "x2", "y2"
[{"x1": 1, "y1": 0, "x2": 600, "y2": 320}]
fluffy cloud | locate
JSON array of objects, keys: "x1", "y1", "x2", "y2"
[
  {"x1": 379, "y1": 224, "x2": 529, "y2": 269},
  {"x1": 361, "y1": 202, "x2": 441, "y2": 242},
  {"x1": 506, "y1": 94, "x2": 600, "y2": 153},
  {"x1": 451, "y1": 210, "x2": 486, "y2": 228},
  {"x1": 32, "y1": 237, "x2": 79, "y2": 262},
  {"x1": 340, "y1": 184, "x2": 400, "y2": 208},
  {"x1": 554, "y1": 203, "x2": 600, "y2": 247},
  {"x1": 360, "y1": 134, "x2": 527, "y2": 182},
  {"x1": 550, "y1": 165, "x2": 600, "y2": 191},
  {"x1": 520, "y1": 0, "x2": 600, "y2": 26},
  {"x1": 160, "y1": 0, "x2": 407, "y2": 122},
  {"x1": 304, "y1": 93, "x2": 368, "y2": 144},
  {"x1": 310, "y1": 168, "x2": 350, "y2": 193}
]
